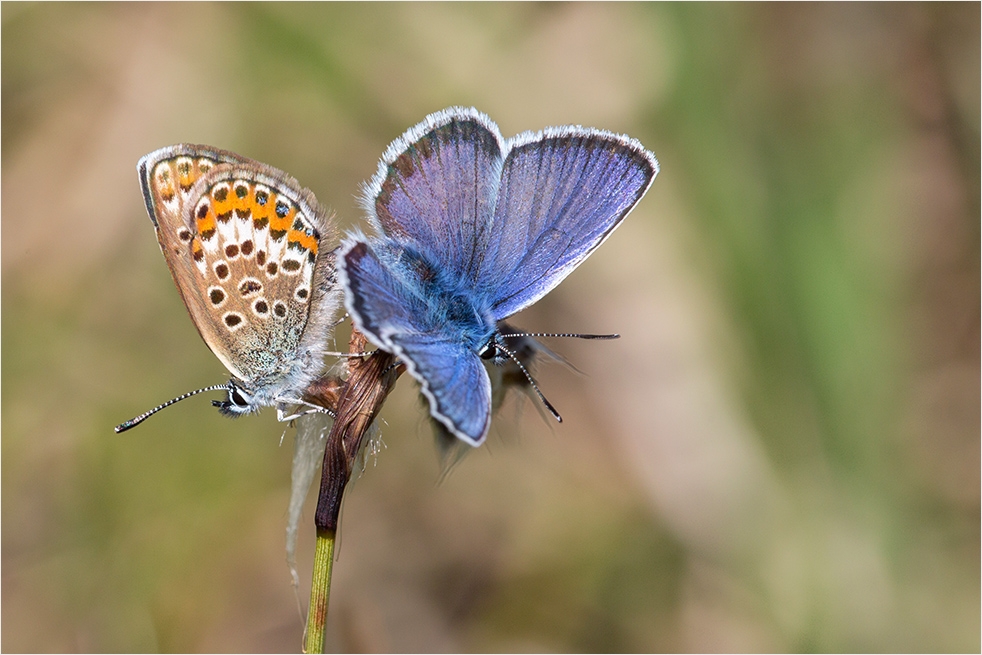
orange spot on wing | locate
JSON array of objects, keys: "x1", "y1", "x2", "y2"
[
  {"x1": 157, "y1": 180, "x2": 176, "y2": 202},
  {"x1": 197, "y1": 206, "x2": 217, "y2": 236},
  {"x1": 212, "y1": 195, "x2": 231, "y2": 216},
  {"x1": 252, "y1": 195, "x2": 271, "y2": 224},
  {"x1": 154, "y1": 164, "x2": 177, "y2": 199},
  {"x1": 232, "y1": 182, "x2": 251, "y2": 215},
  {"x1": 176, "y1": 162, "x2": 196, "y2": 191},
  {"x1": 288, "y1": 230, "x2": 319, "y2": 254},
  {"x1": 270, "y1": 202, "x2": 296, "y2": 234}
]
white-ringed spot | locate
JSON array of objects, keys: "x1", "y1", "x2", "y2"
[
  {"x1": 281, "y1": 259, "x2": 303, "y2": 275},
  {"x1": 213, "y1": 261, "x2": 230, "y2": 280},
  {"x1": 252, "y1": 298, "x2": 270, "y2": 317},
  {"x1": 154, "y1": 164, "x2": 171, "y2": 184},
  {"x1": 272, "y1": 300, "x2": 288, "y2": 319},
  {"x1": 238, "y1": 277, "x2": 263, "y2": 297},
  {"x1": 175, "y1": 157, "x2": 193, "y2": 175},
  {"x1": 295, "y1": 286, "x2": 310, "y2": 303},
  {"x1": 212, "y1": 182, "x2": 230, "y2": 203},
  {"x1": 207, "y1": 286, "x2": 227, "y2": 307},
  {"x1": 195, "y1": 198, "x2": 210, "y2": 219},
  {"x1": 222, "y1": 311, "x2": 246, "y2": 331}
]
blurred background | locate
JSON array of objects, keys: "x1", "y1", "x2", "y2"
[{"x1": 3, "y1": 3, "x2": 978, "y2": 652}]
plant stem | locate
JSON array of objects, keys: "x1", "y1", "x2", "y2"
[
  {"x1": 301, "y1": 329, "x2": 403, "y2": 652},
  {"x1": 304, "y1": 528, "x2": 336, "y2": 653}
]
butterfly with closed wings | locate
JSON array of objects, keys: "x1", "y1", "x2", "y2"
[{"x1": 116, "y1": 145, "x2": 342, "y2": 432}]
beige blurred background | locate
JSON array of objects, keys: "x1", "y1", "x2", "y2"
[{"x1": 2, "y1": 3, "x2": 978, "y2": 652}]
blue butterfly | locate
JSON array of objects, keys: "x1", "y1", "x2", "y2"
[{"x1": 338, "y1": 107, "x2": 658, "y2": 446}]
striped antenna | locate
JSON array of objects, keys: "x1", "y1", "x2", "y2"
[
  {"x1": 115, "y1": 384, "x2": 230, "y2": 433},
  {"x1": 492, "y1": 339, "x2": 562, "y2": 423},
  {"x1": 497, "y1": 332, "x2": 620, "y2": 340}
]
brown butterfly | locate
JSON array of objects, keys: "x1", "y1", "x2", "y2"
[{"x1": 117, "y1": 145, "x2": 342, "y2": 432}]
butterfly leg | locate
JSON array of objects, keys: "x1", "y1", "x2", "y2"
[{"x1": 276, "y1": 399, "x2": 336, "y2": 422}]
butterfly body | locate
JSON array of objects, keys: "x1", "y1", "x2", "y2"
[
  {"x1": 340, "y1": 107, "x2": 658, "y2": 446},
  {"x1": 365, "y1": 240, "x2": 498, "y2": 346},
  {"x1": 137, "y1": 144, "x2": 341, "y2": 418}
]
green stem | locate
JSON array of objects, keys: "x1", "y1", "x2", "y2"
[{"x1": 304, "y1": 528, "x2": 336, "y2": 653}]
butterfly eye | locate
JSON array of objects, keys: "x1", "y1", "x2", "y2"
[
  {"x1": 478, "y1": 340, "x2": 498, "y2": 361},
  {"x1": 212, "y1": 382, "x2": 255, "y2": 416},
  {"x1": 230, "y1": 386, "x2": 250, "y2": 408}
]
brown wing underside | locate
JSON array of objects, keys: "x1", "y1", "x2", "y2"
[{"x1": 138, "y1": 146, "x2": 339, "y2": 386}]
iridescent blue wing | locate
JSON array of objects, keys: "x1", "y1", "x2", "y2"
[
  {"x1": 348, "y1": 110, "x2": 658, "y2": 448},
  {"x1": 389, "y1": 333, "x2": 492, "y2": 446},
  {"x1": 340, "y1": 239, "x2": 430, "y2": 339},
  {"x1": 479, "y1": 128, "x2": 658, "y2": 319},
  {"x1": 339, "y1": 238, "x2": 493, "y2": 446},
  {"x1": 360, "y1": 107, "x2": 505, "y2": 283}
]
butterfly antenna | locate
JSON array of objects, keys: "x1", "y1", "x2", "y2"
[
  {"x1": 114, "y1": 384, "x2": 230, "y2": 433},
  {"x1": 493, "y1": 340, "x2": 562, "y2": 423},
  {"x1": 497, "y1": 331, "x2": 620, "y2": 341}
]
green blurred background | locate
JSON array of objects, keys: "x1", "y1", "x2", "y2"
[{"x1": 3, "y1": 3, "x2": 978, "y2": 652}]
